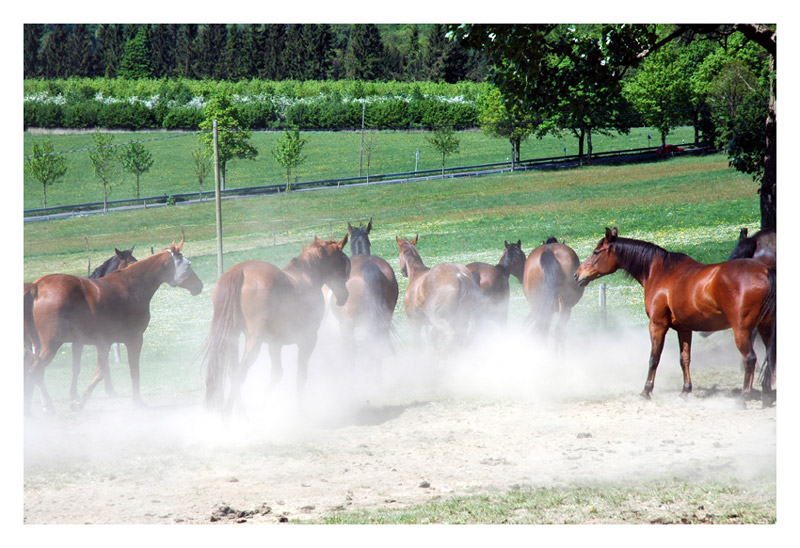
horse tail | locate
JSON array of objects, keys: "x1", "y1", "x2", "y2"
[
  {"x1": 757, "y1": 267, "x2": 777, "y2": 392},
  {"x1": 458, "y1": 270, "x2": 485, "y2": 332},
  {"x1": 23, "y1": 283, "x2": 40, "y2": 358},
  {"x1": 361, "y1": 260, "x2": 401, "y2": 350},
  {"x1": 528, "y1": 249, "x2": 564, "y2": 331},
  {"x1": 202, "y1": 270, "x2": 245, "y2": 409}
]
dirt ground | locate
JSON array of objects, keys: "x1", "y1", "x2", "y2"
[{"x1": 23, "y1": 324, "x2": 777, "y2": 528}]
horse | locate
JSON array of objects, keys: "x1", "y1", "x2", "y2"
[
  {"x1": 728, "y1": 227, "x2": 776, "y2": 267},
  {"x1": 70, "y1": 246, "x2": 139, "y2": 402},
  {"x1": 330, "y1": 218, "x2": 399, "y2": 365},
  {"x1": 523, "y1": 237, "x2": 585, "y2": 347},
  {"x1": 466, "y1": 240, "x2": 526, "y2": 324},
  {"x1": 575, "y1": 227, "x2": 776, "y2": 405},
  {"x1": 23, "y1": 236, "x2": 202, "y2": 416},
  {"x1": 396, "y1": 235, "x2": 483, "y2": 350},
  {"x1": 203, "y1": 236, "x2": 351, "y2": 416}
]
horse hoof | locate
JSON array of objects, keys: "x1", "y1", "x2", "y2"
[
  {"x1": 639, "y1": 391, "x2": 651, "y2": 400},
  {"x1": 762, "y1": 390, "x2": 776, "y2": 408}
]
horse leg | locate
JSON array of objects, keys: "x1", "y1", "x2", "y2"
[
  {"x1": 76, "y1": 342, "x2": 112, "y2": 410},
  {"x1": 758, "y1": 323, "x2": 776, "y2": 406},
  {"x1": 223, "y1": 336, "x2": 261, "y2": 417},
  {"x1": 641, "y1": 322, "x2": 668, "y2": 399},
  {"x1": 125, "y1": 336, "x2": 145, "y2": 407},
  {"x1": 70, "y1": 342, "x2": 83, "y2": 402},
  {"x1": 295, "y1": 336, "x2": 317, "y2": 408},
  {"x1": 677, "y1": 330, "x2": 693, "y2": 396},
  {"x1": 733, "y1": 328, "x2": 759, "y2": 402},
  {"x1": 554, "y1": 307, "x2": 572, "y2": 354},
  {"x1": 25, "y1": 350, "x2": 56, "y2": 417},
  {"x1": 266, "y1": 343, "x2": 284, "y2": 393}
]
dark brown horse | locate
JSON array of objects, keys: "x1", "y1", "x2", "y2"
[
  {"x1": 203, "y1": 236, "x2": 351, "y2": 416},
  {"x1": 575, "y1": 228, "x2": 776, "y2": 404},
  {"x1": 331, "y1": 219, "x2": 399, "y2": 362},
  {"x1": 396, "y1": 235, "x2": 483, "y2": 349},
  {"x1": 24, "y1": 237, "x2": 202, "y2": 416},
  {"x1": 466, "y1": 240, "x2": 526, "y2": 324},
  {"x1": 523, "y1": 237, "x2": 585, "y2": 346},
  {"x1": 728, "y1": 227, "x2": 776, "y2": 267},
  {"x1": 71, "y1": 246, "x2": 139, "y2": 402}
]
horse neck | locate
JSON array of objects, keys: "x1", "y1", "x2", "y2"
[
  {"x1": 285, "y1": 253, "x2": 325, "y2": 287},
  {"x1": 401, "y1": 246, "x2": 429, "y2": 279},
  {"x1": 350, "y1": 238, "x2": 370, "y2": 256},
  {"x1": 613, "y1": 238, "x2": 683, "y2": 286},
  {"x1": 89, "y1": 256, "x2": 118, "y2": 278},
  {"x1": 112, "y1": 251, "x2": 173, "y2": 300}
]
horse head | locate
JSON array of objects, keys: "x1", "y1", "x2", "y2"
[
  {"x1": 503, "y1": 239, "x2": 526, "y2": 284},
  {"x1": 166, "y1": 235, "x2": 203, "y2": 295},
  {"x1": 347, "y1": 216, "x2": 373, "y2": 256},
  {"x1": 396, "y1": 235, "x2": 419, "y2": 278},
  {"x1": 575, "y1": 227, "x2": 620, "y2": 287},
  {"x1": 314, "y1": 234, "x2": 350, "y2": 306}
]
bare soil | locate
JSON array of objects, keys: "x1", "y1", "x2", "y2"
[{"x1": 23, "y1": 325, "x2": 776, "y2": 526}]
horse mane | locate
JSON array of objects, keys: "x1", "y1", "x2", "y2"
[
  {"x1": 349, "y1": 229, "x2": 371, "y2": 256},
  {"x1": 611, "y1": 237, "x2": 689, "y2": 281},
  {"x1": 89, "y1": 255, "x2": 122, "y2": 278}
]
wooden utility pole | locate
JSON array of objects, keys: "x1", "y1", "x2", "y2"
[{"x1": 213, "y1": 119, "x2": 224, "y2": 278}]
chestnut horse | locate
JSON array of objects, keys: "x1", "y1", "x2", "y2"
[
  {"x1": 203, "y1": 236, "x2": 351, "y2": 416},
  {"x1": 331, "y1": 218, "x2": 399, "y2": 362},
  {"x1": 24, "y1": 237, "x2": 202, "y2": 416},
  {"x1": 466, "y1": 240, "x2": 526, "y2": 324},
  {"x1": 728, "y1": 227, "x2": 776, "y2": 267},
  {"x1": 396, "y1": 235, "x2": 483, "y2": 349},
  {"x1": 523, "y1": 237, "x2": 585, "y2": 346},
  {"x1": 73, "y1": 246, "x2": 139, "y2": 401},
  {"x1": 575, "y1": 228, "x2": 776, "y2": 404}
]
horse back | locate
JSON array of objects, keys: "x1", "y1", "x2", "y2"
[
  {"x1": 466, "y1": 262, "x2": 508, "y2": 299},
  {"x1": 523, "y1": 243, "x2": 581, "y2": 302}
]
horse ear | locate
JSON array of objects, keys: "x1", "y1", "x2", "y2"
[
  {"x1": 504, "y1": 240, "x2": 509, "y2": 247},
  {"x1": 314, "y1": 236, "x2": 323, "y2": 244},
  {"x1": 739, "y1": 227, "x2": 748, "y2": 240},
  {"x1": 366, "y1": 217, "x2": 372, "y2": 233},
  {"x1": 347, "y1": 222, "x2": 353, "y2": 233},
  {"x1": 411, "y1": 235, "x2": 418, "y2": 246},
  {"x1": 606, "y1": 227, "x2": 618, "y2": 241},
  {"x1": 396, "y1": 236, "x2": 403, "y2": 245},
  {"x1": 129, "y1": 245, "x2": 135, "y2": 252},
  {"x1": 339, "y1": 232, "x2": 348, "y2": 249},
  {"x1": 517, "y1": 239, "x2": 522, "y2": 247}
]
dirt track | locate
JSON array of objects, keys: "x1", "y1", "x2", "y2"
[{"x1": 23, "y1": 324, "x2": 776, "y2": 525}]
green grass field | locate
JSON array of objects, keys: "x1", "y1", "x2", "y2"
[{"x1": 23, "y1": 125, "x2": 696, "y2": 210}]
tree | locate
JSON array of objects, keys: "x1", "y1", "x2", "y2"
[
  {"x1": 25, "y1": 140, "x2": 67, "y2": 208},
  {"x1": 623, "y1": 43, "x2": 692, "y2": 147},
  {"x1": 88, "y1": 131, "x2": 119, "y2": 213},
  {"x1": 191, "y1": 147, "x2": 212, "y2": 199},
  {"x1": 24, "y1": 24, "x2": 45, "y2": 78},
  {"x1": 65, "y1": 24, "x2": 96, "y2": 77},
  {"x1": 39, "y1": 25, "x2": 70, "y2": 78},
  {"x1": 425, "y1": 124, "x2": 460, "y2": 176},
  {"x1": 195, "y1": 24, "x2": 227, "y2": 79},
  {"x1": 363, "y1": 131, "x2": 379, "y2": 183},
  {"x1": 95, "y1": 24, "x2": 125, "y2": 78},
  {"x1": 118, "y1": 26, "x2": 153, "y2": 79},
  {"x1": 149, "y1": 24, "x2": 178, "y2": 78},
  {"x1": 199, "y1": 91, "x2": 258, "y2": 190},
  {"x1": 120, "y1": 142, "x2": 154, "y2": 199},
  {"x1": 272, "y1": 128, "x2": 308, "y2": 192},
  {"x1": 344, "y1": 24, "x2": 385, "y2": 80},
  {"x1": 478, "y1": 86, "x2": 536, "y2": 166}
]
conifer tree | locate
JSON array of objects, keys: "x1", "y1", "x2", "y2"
[
  {"x1": 24, "y1": 24, "x2": 45, "y2": 78},
  {"x1": 66, "y1": 24, "x2": 96, "y2": 77},
  {"x1": 119, "y1": 26, "x2": 153, "y2": 79},
  {"x1": 344, "y1": 24, "x2": 385, "y2": 80}
]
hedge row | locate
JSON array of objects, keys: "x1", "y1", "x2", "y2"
[{"x1": 23, "y1": 96, "x2": 480, "y2": 131}]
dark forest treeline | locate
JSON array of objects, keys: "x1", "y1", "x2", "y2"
[{"x1": 24, "y1": 23, "x2": 488, "y2": 83}]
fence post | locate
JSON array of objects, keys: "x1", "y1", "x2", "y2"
[
  {"x1": 599, "y1": 283, "x2": 607, "y2": 328},
  {"x1": 213, "y1": 119, "x2": 224, "y2": 279}
]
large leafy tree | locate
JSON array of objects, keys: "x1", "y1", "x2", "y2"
[
  {"x1": 478, "y1": 86, "x2": 537, "y2": 166},
  {"x1": 199, "y1": 91, "x2": 258, "y2": 190},
  {"x1": 450, "y1": 23, "x2": 776, "y2": 230},
  {"x1": 25, "y1": 140, "x2": 68, "y2": 208},
  {"x1": 623, "y1": 42, "x2": 692, "y2": 147}
]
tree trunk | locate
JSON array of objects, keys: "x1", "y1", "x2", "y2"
[
  {"x1": 136, "y1": 173, "x2": 140, "y2": 199},
  {"x1": 510, "y1": 140, "x2": 515, "y2": 172},
  {"x1": 42, "y1": 183, "x2": 47, "y2": 208},
  {"x1": 577, "y1": 127, "x2": 585, "y2": 164},
  {"x1": 221, "y1": 163, "x2": 227, "y2": 191},
  {"x1": 761, "y1": 55, "x2": 777, "y2": 231},
  {"x1": 442, "y1": 153, "x2": 445, "y2": 176},
  {"x1": 515, "y1": 139, "x2": 521, "y2": 163},
  {"x1": 587, "y1": 128, "x2": 593, "y2": 165},
  {"x1": 103, "y1": 181, "x2": 108, "y2": 213}
]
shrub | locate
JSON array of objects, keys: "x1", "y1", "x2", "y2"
[
  {"x1": 366, "y1": 99, "x2": 410, "y2": 129},
  {"x1": 233, "y1": 101, "x2": 278, "y2": 130},
  {"x1": 162, "y1": 107, "x2": 204, "y2": 130},
  {"x1": 62, "y1": 101, "x2": 100, "y2": 128},
  {"x1": 24, "y1": 102, "x2": 63, "y2": 128},
  {"x1": 97, "y1": 101, "x2": 155, "y2": 130}
]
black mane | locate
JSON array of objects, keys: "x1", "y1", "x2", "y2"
[{"x1": 611, "y1": 237, "x2": 689, "y2": 282}]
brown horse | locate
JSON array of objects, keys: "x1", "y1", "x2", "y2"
[
  {"x1": 466, "y1": 240, "x2": 526, "y2": 324},
  {"x1": 728, "y1": 227, "x2": 776, "y2": 267},
  {"x1": 331, "y1": 219, "x2": 399, "y2": 362},
  {"x1": 575, "y1": 228, "x2": 776, "y2": 404},
  {"x1": 24, "y1": 237, "x2": 202, "y2": 416},
  {"x1": 203, "y1": 236, "x2": 351, "y2": 416},
  {"x1": 396, "y1": 235, "x2": 483, "y2": 349},
  {"x1": 71, "y1": 246, "x2": 139, "y2": 402},
  {"x1": 523, "y1": 237, "x2": 585, "y2": 346}
]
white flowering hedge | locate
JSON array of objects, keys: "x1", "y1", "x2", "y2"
[{"x1": 23, "y1": 78, "x2": 488, "y2": 130}]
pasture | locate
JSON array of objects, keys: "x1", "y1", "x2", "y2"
[{"x1": 23, "y1": 152, "x2": 776, "y2": 528}]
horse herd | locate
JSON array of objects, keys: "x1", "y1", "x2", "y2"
[{"x1": 22, "y1": 221, "x2": 776, "y2": 418}]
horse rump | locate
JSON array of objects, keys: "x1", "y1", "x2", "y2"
[{"x1": 527, "y1": 248, "x2": 564, "y2": 331}]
